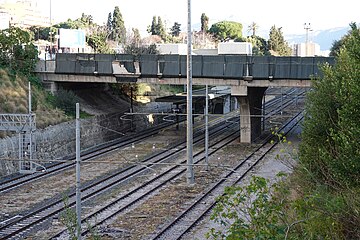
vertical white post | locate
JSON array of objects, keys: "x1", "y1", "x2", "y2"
[
  {"x1": 262, "y1": 92, "x2": 266, "y2": 131},
  {"x1": 75, "y1": 103, "x2": 81, "y2": 239},
  {"x1": 18, "y1": 132, "x2": 22, "y2": 172},
  {"x1": 28, "y1": 82, "x2": 33, "y2": 169},
  {"x1": 205, "y1": 85, "x2": 209, "y2": 170},
  {"x1": 186, "y1": 0, "x2": 194, "y2": 184},
  {"x1": 280, "y1": 87, "x2": 283, "y2": 115}
]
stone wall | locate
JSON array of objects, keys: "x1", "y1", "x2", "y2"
[{"x1": 0, "y1": 104, "x2": 172, "y2": 177}]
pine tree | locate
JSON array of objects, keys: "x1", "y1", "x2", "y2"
[
  {"x1": 106, "y1": 12, "x2": 112, "y2": 36},
  {"x1": 111, "y1": 6, "x2": 126, "y2": 43},
  {"x1": 157, "y1": 16, "x2": 166, "y2": 38},
  {"x1": 268, "y1": 25, "x2": 292, "y2": 56},
  {"x1": 149, "y1": 16, "x2": 157, "y2": 35},
  {"x1": 201, "y1": 13, "x2": 209, "y2": 32},
  {"x1": 170, "y1": 22, "x2": 181, "y2": 37}
]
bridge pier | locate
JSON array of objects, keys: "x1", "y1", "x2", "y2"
[
  {"x1": 236, "y1": 87, "x2": 267, "y2": 143},
  {"x1": 42, "y1": 81, "x2": 58, "y2": 94}
]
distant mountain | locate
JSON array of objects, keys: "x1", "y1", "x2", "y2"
[
  {"x1": 286, "y1": 26, "x2": 350, "y2": 51},
  {"x1": 189, "y1": 23, "x2": 350, "y2": 52}
]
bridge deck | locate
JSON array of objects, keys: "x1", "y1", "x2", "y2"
[{"x1": 46, "y1": 54, "x2": 334, "y2": 80}]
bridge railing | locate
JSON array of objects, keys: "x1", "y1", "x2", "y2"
[{"x1": 54, "y1": 53, "x2": 335, "y2": 80}]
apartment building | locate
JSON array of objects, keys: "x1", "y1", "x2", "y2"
[{"x1": 0, "y1": 0, "x2": 49, "y2": 29}]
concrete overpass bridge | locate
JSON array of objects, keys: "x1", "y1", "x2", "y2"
[{"x1": 35, "y1": 53, "x2": 335, "y2": 143}]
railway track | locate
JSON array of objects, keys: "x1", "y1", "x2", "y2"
[
  {"x1": 151, "y1": 111, "x2": 303, "y2": 240},
  {"x1": 0, "y1": 88, "x2": 304, "y2": 239},
  {"x1": 0, "y1": 87, "x2": 302, "y2": 194},
  {"x1": 51, "y1": 105, "x2": 303, "y2": 239},
  {"x1": 0, "y1": 112, "x2": 242, "y2": 240},
  {"x1": 0, "y1": 121, "x2": 178, "y2": 194}
]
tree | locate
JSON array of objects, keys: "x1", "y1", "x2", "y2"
[
  {"x1": 246, "y1": 35, "x2": 269, "y2": 55},
  {"x1": 297, "y1": 23, "x2": 360, "y2": 239},
  {"x1": 111, "y1": 6, "x2": 126, "y2": 43},
  {"x1": 170, "y1": 22, "x2": 181, "y2": 37},
  {"x1": 0, "y1": 27, "x2": 38, "y2": 76},
  {"x1": 131, "y1": 28, "x2": 141, "y2": 46},
  {"x1": 201, "y1": 13, "x2": 209, "y2": 32},
  {"x1": 329, "y1": 28, "x2": 354, "y2": 56},
  {"x1": 29, "y1": 26, "x2": 50, "y2": 41},
  {"x1": 209, "y1": 21, "x2": 243, "y2": 42},
  {"x1": 148, "y1": 16, "x2": 157, "y2": 35},
  {"x1": 123, "y1": 43, "x2": 158, "y2": 56},
  {"x1": 87, "y1": 25, "x2": 113, "y2": 53},
  {"x1": 80, "y1": 13, "x2": 93, "y2": 25},
  {"x1": 248, "y1": 22, "x2": 259, "y2": 36},
  {"x1": 147, "y1": 16, "x2": 167, "y2": 41},
  {"x1": 208, "y1": 176, "x2": 292, "y2": 239},
  {"x1": 300, "y1": 23, "x2": 360, "y2": 188},
  {"x1": 156, "y1": 16, "x2": 166, "y2": 39},
  {"x1": 106, "y1": 12, "x2": 112, "y2": 34},
  {"x1": 268, "y1": 25, "x2": 292, "y2": 56}
]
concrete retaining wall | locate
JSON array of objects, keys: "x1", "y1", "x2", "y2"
[{"x1": 0, "y1": 103, "x2": 172, "y2": 177}]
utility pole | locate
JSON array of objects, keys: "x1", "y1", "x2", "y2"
[
  {"x1": 186, "y1": 0, "x2": 194, "y2": 184},
  {"x1": 304, "y1": 23, "x2": 311, "y2": 56},
  {"x1": 49, "y1": 0, "x2": 53, "y2": 59},
  {"x1": 75, "y1": 103, "x2": 82, "y2": 240},
  {"x1": 28, "y1": 82, "x2": 32, "y2": 164}
]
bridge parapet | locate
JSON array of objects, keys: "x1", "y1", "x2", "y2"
[{"x1": 50, "y1": 53, "x2": 335, "y2": 81}]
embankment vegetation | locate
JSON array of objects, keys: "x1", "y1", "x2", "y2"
[
  {"x1": 0, "y1": 27, "x2": 70, "y2": 135},
  {"x1": 208, "y1": 23, "x2": 360, "y2": 239}
]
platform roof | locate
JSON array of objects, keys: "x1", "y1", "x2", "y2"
[{"x1": 155, "y1": 87, "x2": 231, "y2": 104}]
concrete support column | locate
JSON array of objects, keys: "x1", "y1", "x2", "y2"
[
  {"x1": 49, "y1": 81, "x2": 58, "y2": 94},
  {"x1": 239, "y1": 96, "x2": 251, "y2": 143},
  {"x1": 237, "y1": 87, "x2": 267, "y2": 143},
  {"x1": 42, "y1": 81, "x2": 58, "y2": 94}
]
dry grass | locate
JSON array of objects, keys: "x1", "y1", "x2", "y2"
[{"x1": 0, "y1": 69, "x2": 69, "y2": 132}]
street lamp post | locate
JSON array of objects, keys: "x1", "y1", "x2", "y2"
[
  {"x1": 49, "y1": 0, "x2": 53, "y2": 59},
  {"x1": 304, "y1": 23, "x2": 311, "y2": 56}
]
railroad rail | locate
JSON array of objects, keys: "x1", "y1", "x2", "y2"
[
  {"x1": 151, "y1": 111, "x2": 303, "y2": 239},
  {"x1": 0, "y1": 88, "x2": 304, "y2": 239},
  {"x1": 0, "y1": 113, "x2": 243, "y2": 239}
]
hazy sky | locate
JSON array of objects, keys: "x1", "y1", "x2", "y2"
[{"x1": 38, "y1": 0, "x2": 359, "y2": 37}]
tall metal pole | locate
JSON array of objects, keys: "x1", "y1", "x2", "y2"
[
  {"x1": 280, "y1": 87, "x2": 283, "y2": 115},
  {"x1": 205, "y1": 85, "x2": 209, "y2": 171},
  {"x1": 130, "y1": 87, "x2": 134, "y2": 131},
  {"x1": 28, "y1": 82, "x2": 33, "y2": 168},
  {"x1": 186, "y1": 0, "x2": 194, "y2": 184},
  {"x1": 49, "y1": 0, "x2": 52, "y2": 59},
  {"x1": 262, "y1": 91, "x2": 265, "y2": 131},
  {"x1": 75, "y1": 103, "x2": 82, "y2": 240},
  {"x1": 304, "y1": 23, "x2": 311, "y2": 56}
]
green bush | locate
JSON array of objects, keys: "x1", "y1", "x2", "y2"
[
  {"x1": 52, "y1": 89, "x2": 80, "y2": 116},
  {"x1": 207, "y1": 175, "x2": 289, "y2": 240},
  {"x1": 300, "y1": 23, "x2": 360, "y2": 188}
]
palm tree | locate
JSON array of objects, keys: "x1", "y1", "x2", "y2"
[{"x1": 248, "y1": 22, "x2": 259, "y2": 37}]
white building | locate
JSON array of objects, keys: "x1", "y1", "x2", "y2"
[
  {"x1": 0, "y1": 11, "x2": 9, "y2": 29},
  {"x1": 294, "y1": 42, "x2": 321, "y2": 57},
  {"x1": 0, "y1": 0, "x2": 49, "y2": 28},
  {"x1": 157, "y1": 42, "x2": 253, "y2": 55},
  {"x1": 157, "y1": 43, "x2": 188, "y2": 55},
  {"x1": 218, "y1": 42, "x2": 252, "y2": 55}
]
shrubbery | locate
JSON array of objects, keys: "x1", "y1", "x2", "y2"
[
  {"x1": 0, "y1": 27, "x2": 38, "y2": 81},
  {"x1": 51, "y1": 89, "x2": 80, "y2": 116},
  {"x1": 300, "y1": 23, "x2": 360, "y2": 188},
  {"x1": 207, "y1": 23, "x2": 360, "y2": 239}
]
